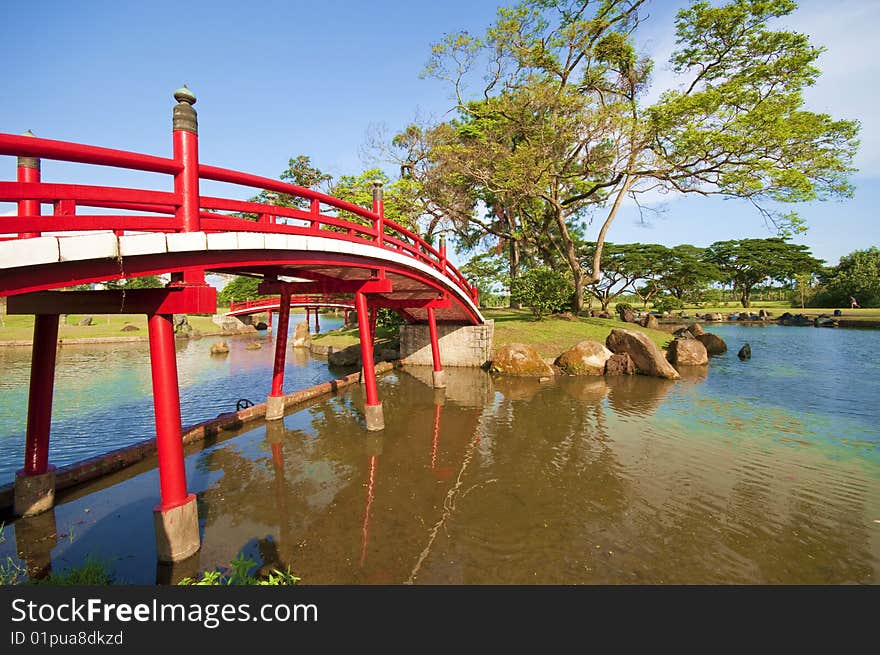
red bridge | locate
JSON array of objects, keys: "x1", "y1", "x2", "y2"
[
  {"x1": 0, "y1": 87, "x2": 481, "y2": 565},
  {"x1": 227, "y1": 294, "x2": 356, "y2": 333}
]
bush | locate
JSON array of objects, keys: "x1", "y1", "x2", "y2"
[
  {"x1": 375, "y1": 308, "x2": 405, "y2": 331},
  {"x1": 510, "y1": 268, "x2": 573, "y2": 319},
  {"x1": 652, "y1": 295, "x2": 685, "y2": 314},
  {"x1": 615, "y1": 302, "x2": 634, "y2": 314}
]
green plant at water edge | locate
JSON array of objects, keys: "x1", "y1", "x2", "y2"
[
  {"x1": 178, "y1": 552, "x2": 300, "y2": 586},
  {"x1": 32, "y1": 557, "x2": 114, "y2": 585}
]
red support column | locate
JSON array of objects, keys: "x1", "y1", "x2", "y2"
[
  {"x1": 314, "y1": 308, "x2": 320, "y2": 333},
  {"x1": 369, "y1": 306, "x2": 378, "y2": 345},
  {"x1": 17, "y1": 130, "x2": 41, "y2": 239},
  {"x1": 266, "y1": 286, "x2": 291, "y2": 421},
  {"x1": 148, "y1": 313, "x2": 199, "y2": 562},
  {"x1": 14, "y1": 314, "x2": 59, "y2": 517},
  {"x1": 268, "y1": 309, "x2": 273, "y2": 333},
  {"x1": 427, "y1": 306, "x2": 446, "y2": 388},
  {"x1": 305, "y1": 308, "x2": 310, "y2": 331},
  {"x1": 356, "y1": 291, "x2": 384, "y2": 431}
]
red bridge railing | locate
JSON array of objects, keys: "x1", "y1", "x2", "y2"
[{"x1": 0, "y1": 89, "x2": 478, "y2": 306}]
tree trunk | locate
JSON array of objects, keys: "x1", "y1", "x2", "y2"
[
  {"x1": 508, "y1": 238, "x2": 521, "y2": 309},
  {"x1": 741, "y1": 287, "x2": 751, "y2": 308}
]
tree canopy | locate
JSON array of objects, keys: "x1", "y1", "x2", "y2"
[{"x1": 391, "y1": 0, "x2": 859, "y2": 311}]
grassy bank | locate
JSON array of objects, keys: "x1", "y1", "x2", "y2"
[
  {"x1": 0, "y1": 314, "x2": 225, "y2": 342},
  {"x1": 675, "y1": 300, "x2": 880, "y2": 323},
  {"x1": 311, "y1": 308, "x2": 673, "y2": 358},
  {"x1": 485, "y1": 308, "x2": 672, "y2": 357}
]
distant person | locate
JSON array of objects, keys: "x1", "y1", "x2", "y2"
[{"x1": 850, "y1": 296, "x2": 860, "y2": 309}]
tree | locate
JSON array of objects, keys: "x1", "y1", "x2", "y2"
[
  {"x1": 104, "y1": 275, "x2": 164, "y2": 290},
  {"x1": 460, "y1": 252, "x2": 511, "y2": 297},
  {"x1": 656, "y1": 245, "x2": 721, "y2": 302},
  {"x1": 421, "y1": 0, "x2": 859, "y2": 312},
  {"x1": 704, "y1": 238, "x2": 822, "y2": 307},
  {"x1": 510, "y1": 267, "x2": 572, "y2": 319},
  {"x1": 250, "y1": 155, "x2": 332, "y2": 213},
  {"x1": 583, "y1": 243, "x2": 671, "y2": 311},
  {"x1": 816, "y1": 247, "x2": 880, "y2": 308},
  {"x1": 218, "y1": 276, "x2": 263, "y2": 305}
]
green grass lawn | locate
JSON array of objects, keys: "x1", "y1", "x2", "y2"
[
  {"x1": 676, "y1": 300, "x2": 880, "y2": 322},
  {"x1": 484, "y1": 308, "x2": 672, "y2": 357},
  {"x1": 312, "y1": 309, "x2": 674, "y2": 359},
  {"x1": 0, "y1": 314, "x2": 223, "y2": 342}
]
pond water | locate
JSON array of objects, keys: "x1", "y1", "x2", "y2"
[
  {"x1": 0, "y1": 314, "x2": 345, "y2": 483},
  {"x1": 0, "y1": 323, "x2": 877, "y2": 584}
]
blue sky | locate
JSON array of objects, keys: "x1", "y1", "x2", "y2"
[{"x1": 1, "y1": 0, "x2": 877, "y2": 267}]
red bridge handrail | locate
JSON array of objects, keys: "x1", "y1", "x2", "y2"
[{"x1": 0, "y1": 131, "x2": 479, "y2": 305}]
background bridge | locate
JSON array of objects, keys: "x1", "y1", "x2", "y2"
[{"x1": 0, "y1": 87, "x2": 481, "y2": 565}]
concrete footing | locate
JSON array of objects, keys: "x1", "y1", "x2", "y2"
[
  {"x1": 15, "y1": 508, "x2": 57, "y2": 580},
  {"x1": 432, "y1": 370, "x2": 447, "y2": 389},
  {"x1": 155, "y1": 552, "x2": 201, "y2": 585},
  {"x1": 14, "y1": 467, "x2": 56, "y2": 517},
  {"x1": 265, "y1": 394, "x2": 285, "y2": 421},
  {"x1": 153, "y1": 493, "x2": 200, "y2": 563},
  {"x1": 364, "y1": 402, "x2": 384, "y2": 431}
]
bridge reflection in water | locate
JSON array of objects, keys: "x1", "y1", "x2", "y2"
[{"x1": 6, "y1": 365, "x2": 876, "y2": 584}]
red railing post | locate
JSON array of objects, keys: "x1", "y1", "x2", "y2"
[
  {"x1": 372, "y1": 180, "x2": 384, "y2": 247},
  {"x1": 14, "y1": 314, "x2": 59, "y2": 517},
  {"x1": 148, "y1": 313, "x2": 200, "y2": 562},
  {"x1": 427, "y1": 306, "x2": 446, "y2": 388},
  {"x1": 267, "y1": 286, "x2": 291, "y2": 421},
  {"x1": 172, "y1": 86, "x2": 200, "y2": 233},
  {"x1": 17, "y1": 130, "x2": 41, "y2": 238},
  {"x1": 356, "y1": 291, "x2": 384, "y2": 431}
]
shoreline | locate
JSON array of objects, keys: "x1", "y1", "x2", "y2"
[
  {"x1": 0, "y1": 328, "x2": 260, "y2": 348},
  {"x1": 0, "y1": 360, "x2": 399, "y2": 514}
]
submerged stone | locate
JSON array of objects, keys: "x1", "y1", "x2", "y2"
[{"x1": 489, "y1": 343, "x2": 555, "y2": 377}]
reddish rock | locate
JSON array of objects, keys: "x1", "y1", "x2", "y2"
[
  {"x1": 666, "y1": 337, "x2": 708, "y2": 366},
  {"x1": 605, "y1": 328, "x2": 680, "y2": 380},
  {"x1": 641, "y1": 314, "x2": 660, "y2": 330},
  {"x1": 696, "y1": 332, "x2": 727, "y2": 355},
  {"x1": 687, "y1": 322, "x2": 705, "y2": 336},
  {"x1": 604, "y1": 352, "x2": 636, "y2": 375},
  {"x1": 489, "y1": 343, "x2": 555, "y2": 377},
  {"x1": 554, "y1": 340, "x2": 613, "y2": 376}
]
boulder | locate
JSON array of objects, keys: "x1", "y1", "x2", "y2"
[
  {"x1": 759, "y1": 309, "x2": 771, "y2": 318},
  {"x1": 604, "y1": 352, "x2": 636, "y2": 376},
  {"x1": 641, "y1": 314, "x2": 659, "y2": 330},
  {"x1": 489, "y1": 343, "x2": 555, "y2": 377},
  {"x1": 254, "y1": 321, "x2": 269, "y2": 331},
  {"x1": 666, "y1": 338, "x2": 708, "y2": 366},
  {"x1": 673, "y1": 328, "x2": 694, "y2": 339},
  {"x1": 245, "y1": 341, "x2": 263, "y2": 350},
  {"x1": 120, "y1": 323, "x2": 140, "y2": 332},
  {"x1": 696, "y1": 332, "x2": 727, "y2": 355},
  {"x1": 688, "y1": 323, "x2": 706, "y2": 336},
  {"x1": 707, "y1": 313, "x2": 723, "y2": 321},
  {"x1": 78, "y1": 316, "x2": 94, "y2": 326},
  {"x1": 597, "y1": 312, "x2": 612, "y2": 319},
  {"x1": 738, "y1": 343, "x2": 751, "y2": 360},
  {"x1": 617, "y1": 306, "x2": 635, "y2": 323},
  {"x1": 605, "y1": 329, "x2": 680, "y2": 379},
  {"x1": 210, "y1": 341, "x2": 230, "y2": 355},
  {"x1": 328, "y1": 345, "x2": 360, "y2": 367},
  {"x1": 291, "y1": 320, "x2": 311, "y2": 348},
  {"x1": 554, "y1": 340, "x2": 613, "y2": 376}
]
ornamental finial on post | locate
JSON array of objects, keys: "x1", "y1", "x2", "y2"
[
  {"x1": 172, "y1": 85, "x2": 198, "y2": 134},
  {"x1": 18, "y1": 129, "x2": 40, "y2": 171},
  {"x1": 372, "y1": 179, "x2": 384, "y2": 204}
]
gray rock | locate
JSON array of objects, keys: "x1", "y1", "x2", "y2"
[
  {"x1": 738, "y1": 343, "x2": 751, "y2": 360},
  {"x1": 77, "y1": 316, "x2": 94, "y2": 326},
  {"x1": 291, "y1": 320, "x2": 311, "y2": 348}
]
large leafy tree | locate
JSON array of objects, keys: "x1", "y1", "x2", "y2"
[
  {"x1": 818, "y1": 247, "x2": 880, "y2": 308},
  {"x1": 583, "y1": 242, "x2": 671, "y2": 310},
  {"x1": 704, "y1": 238, "x2": 822, "y2": 307},
  {"x1": 420, "y1": 0, "x2": 859, "y2": 312},
  {"x1": 657, "y1": 245, "x2": 721, "y2": 302}
]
